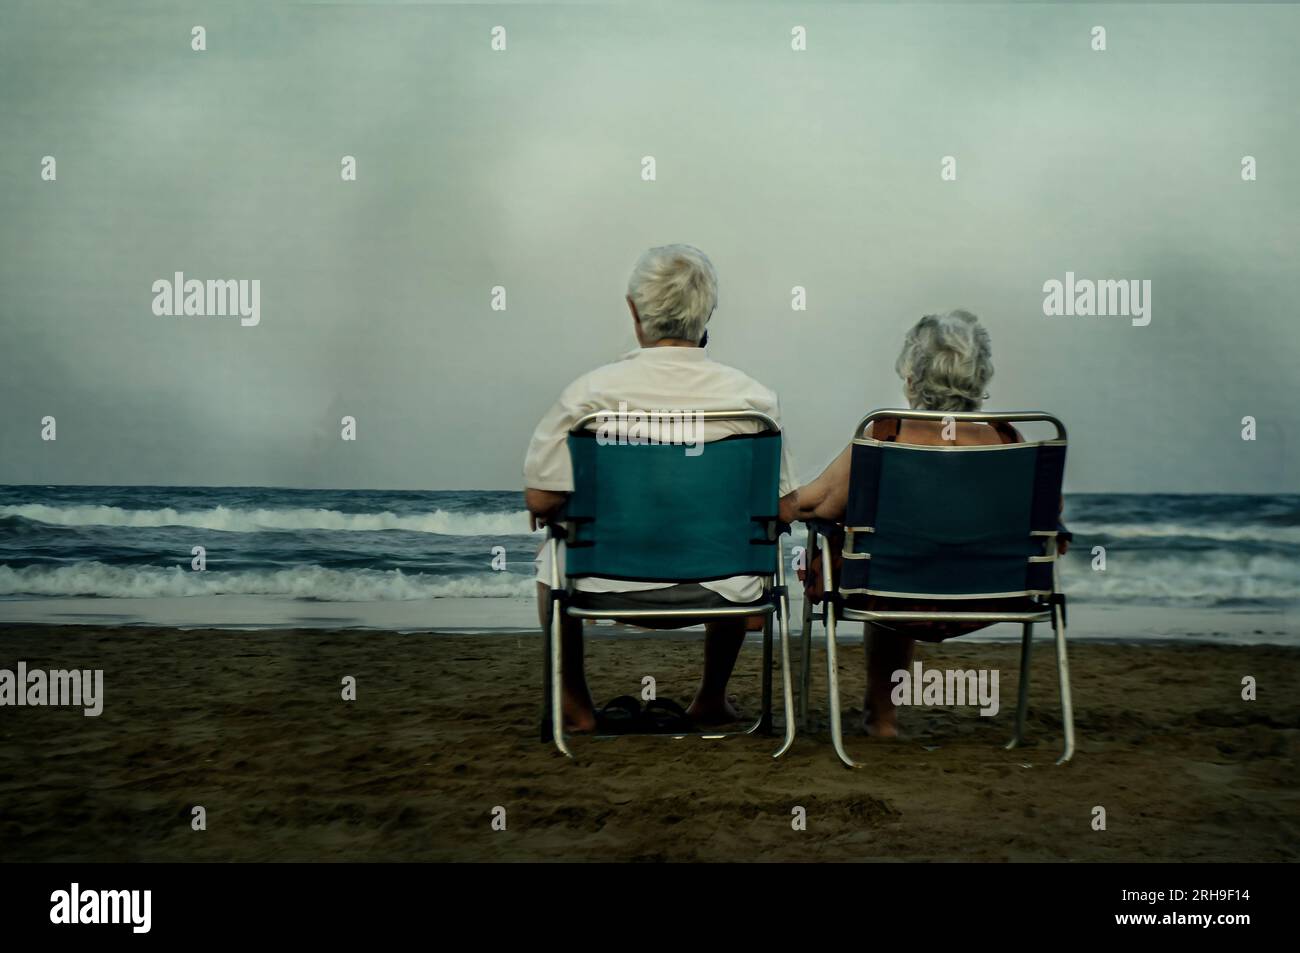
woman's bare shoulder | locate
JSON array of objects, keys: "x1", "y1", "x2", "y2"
[{"x1": 994, "y1": 422, "x2": 1025, "y2": 444}]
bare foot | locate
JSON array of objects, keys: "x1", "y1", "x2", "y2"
[
  {"x1": 687, "y1": 693, "x2": 741, "y2": 726},
  {"x1": 562, "y1": 692, "x2": 596, "y2": 733},
  {"x1": 862, "y1": 708, "x2": 900, "y2": 738}
]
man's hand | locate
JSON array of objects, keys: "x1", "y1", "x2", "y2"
[
  {"x1": 525, "y1": 488, "x2": 569, "y2": 532},
  {"x1": 777, "y1": 490, "x2": 799, "y2": 527}
]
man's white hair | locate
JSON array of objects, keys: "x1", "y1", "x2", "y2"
[
  {"x1": 895, "y1": 310, "x2": 994, "y2": 412},
  {"x1": 626, "y1": 244, "x2": 718, "y2": 344}
]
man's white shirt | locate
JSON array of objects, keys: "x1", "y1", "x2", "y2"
[{"x1": 525, "y1": 346, "x2": 797, "y2": 603}]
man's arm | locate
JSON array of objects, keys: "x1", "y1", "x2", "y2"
[
  {"x1": 525, "y1": 487, "x2": 568, "y2": 532},
  {"x1": 523, "y1": 377, "x2": 591, "y2": 528}
]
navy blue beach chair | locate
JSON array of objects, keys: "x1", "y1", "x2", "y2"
[
  {"x1": 800, "y1": 409, "x2": 1076, "y2": 768},
  {"x1": 541, "y1": 410, "x2": 796, "y2": 760}
]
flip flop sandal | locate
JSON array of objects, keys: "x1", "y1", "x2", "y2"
[
  {"x1": 640, "y1": 698, "x2": 696, "y2": 734},
  {"x1": 595, "y1": 695, "x2": 643, "y2": 735}
]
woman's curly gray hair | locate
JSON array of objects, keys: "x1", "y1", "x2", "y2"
[{"x1": 895, "y1": 310, "x2": 994, "y2": 412}]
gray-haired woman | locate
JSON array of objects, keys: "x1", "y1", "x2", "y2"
[{"x1": 780, "y1": 310, "x2": 1068, "y2": 738}]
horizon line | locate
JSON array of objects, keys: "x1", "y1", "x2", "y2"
[{"x1": 1, "y1": 482, "x2": 1296, "y2": 498}]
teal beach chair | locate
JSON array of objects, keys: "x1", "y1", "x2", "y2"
[
  {"x1": 541, "y1": 410, "x2": 796, "y2": 760},
  {"x1": 800, "y1": 409, "x2": 1075, "y2": 768}
]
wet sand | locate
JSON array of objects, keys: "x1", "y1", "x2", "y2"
[{"x1": 0, "y1": 624, "x2": 1296, "y2": 862}]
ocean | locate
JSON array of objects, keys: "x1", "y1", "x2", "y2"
[{"x1": 0, "y1": 486, "x2": 1296, "y2": 642}]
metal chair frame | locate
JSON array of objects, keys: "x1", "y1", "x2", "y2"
[
  {"x1": 542, "y1": 410, "x2": 796, "y2": 760},
  {"x1": 798, "y1": 409, "x2": 1076, "y2": 768}
]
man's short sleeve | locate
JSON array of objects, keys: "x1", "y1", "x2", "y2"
[
  {"x1": 744, "y1": 381, "x2": 798, "y2": 498},
  {"x1": 523, "y1": 377, "x2": 589, "y2": 492},
  {"x1": 768, "y1": 393, "x2": 800, "y2": 498}
]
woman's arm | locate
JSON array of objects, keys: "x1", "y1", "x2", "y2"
[{"x1": 782, "y1": 443, "x2": 853, "y2": 523}]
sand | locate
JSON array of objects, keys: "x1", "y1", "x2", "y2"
[{"x1": 0, "y1": 624, "x2": 1296, "y2": 862}]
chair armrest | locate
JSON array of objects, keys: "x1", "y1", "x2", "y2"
[
  {"x1": 544, "y1": 505, "x2": 569, "y2": 540},
  {"x1": 803, "y1": 517, "x2": 845, "y2": 544}
]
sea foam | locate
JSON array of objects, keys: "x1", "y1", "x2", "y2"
[
  {"x1": 0, "y1": 563, "x2": 535, "y2": 600},
  {"x1": 0, "y1": 504, "x2": 536, "y2": 537}
]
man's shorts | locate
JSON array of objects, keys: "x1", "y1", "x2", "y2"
[{"x1": 568, "y1": 584, "x2": 767, "y2": 631}]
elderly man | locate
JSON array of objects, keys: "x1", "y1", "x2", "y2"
[{"x1": 524, "y1": 244, "x2": 797, "y2": 732}]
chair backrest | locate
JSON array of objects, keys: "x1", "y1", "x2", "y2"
[
  {"x1": 562, "y1": 411, "x2": 782, "y2": 583},
  {"x1": 840, "y1": 410, "x2": 1067, "y2": 600}
]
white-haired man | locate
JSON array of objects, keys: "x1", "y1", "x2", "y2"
[{"x1": 524, "y1": 244, "x2": 797, "y2": 732}]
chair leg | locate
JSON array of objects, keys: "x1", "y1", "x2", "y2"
[
  {"x1": 773, "y1": 589, "x2": 797, "y2": 759},
  {"x1": 544, "y1": 537, "x2": 574, "y2": 759},
  {"x1": 799, "y1": 588, "x2": 813, "y2": 729},
  {"x1": 824, "y1": 602, "x2": 862, "y2": 769},
  {"x1": 1052, "y1": 602, "x2": 1076, "y2": 765},
  {"x1": 549, "y1": 605, "x2": 573, "y2": 758},
  {"x1": 759, "y1": 613, "x2": 775, "y2": 736},
  {"x1": 540, "y1": 592, "x2": 552, "y2": 744},
  {"x1": 1005, "y1": 621, "x2": 1033, "y2": 750},
  {"x1": 798, "y1": 526, "x2": 815, "y2": 729}
]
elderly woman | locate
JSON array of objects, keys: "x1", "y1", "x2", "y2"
[{"x1": 781, "y1": 310, "x2": 1067, "y2": 738}]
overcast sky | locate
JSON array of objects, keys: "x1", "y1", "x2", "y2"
[{"x1": 2, "y1": 1, "x2": 1297, "y2": 493}]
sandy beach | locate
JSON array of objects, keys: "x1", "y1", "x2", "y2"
[{"x1": 0, "y1": 624, "x2": 1296, "y2": 862}]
